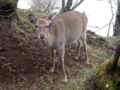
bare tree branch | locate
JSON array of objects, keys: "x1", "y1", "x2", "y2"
[
  {"x1": 71, "y1": 0, "x2": 84, "y2": 10},
  {"x1": 61, "y1": 0, "x2": 84, "y2": 12},
  {"x1": 30, "y1": 0, "x2": 58, "y2": 13},
  {"x1": 87, "y1": 25, "x2": 99, "y2": 28},
  {"x1": 95, "y1": 23, "x2": 109, "y2": 32}
]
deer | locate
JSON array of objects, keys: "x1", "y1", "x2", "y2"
[{"x1": 28, "y1": 11, "x2": 89, "y2": 82}]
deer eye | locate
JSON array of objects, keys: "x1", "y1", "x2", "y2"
[
  {"x1": 35, "y1": 25, "x2": 38, "y2": 28},
  {"x1": 46, "y1": 25, "x2": 49, "y2": 28}
]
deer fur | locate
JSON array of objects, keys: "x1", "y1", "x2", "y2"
[{"x1": 28, "y1": 11, "x2": 89, "y2": 82}]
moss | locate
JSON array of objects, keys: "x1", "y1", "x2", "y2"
[
  {"x1": 99, "y1": 59, "x2": 120, "y2": 72},
  {"x1": 99, "y1": 59, "x2": 113, "y2": 73},
  {"x1": 118, "y1": 59, "x2": 120, "y2": 67},
  {"x1": 93, "y1": 59, "x2": 120, "y2": 90}
]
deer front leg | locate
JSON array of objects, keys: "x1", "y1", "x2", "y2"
[
  {"x1": 50, "y1": 49, "x2": 56, "y2": 72},
  {"x1": 58, "y1": 47, "x2": 67, "y2": 83}
]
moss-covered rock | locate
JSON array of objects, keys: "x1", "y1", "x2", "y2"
[{"x1": 93, "y1": 59, "x2": 120, "y2": 90}]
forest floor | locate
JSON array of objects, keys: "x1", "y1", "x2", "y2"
[{"x1": 0, "y1": 12, "x2": 119, "y2": 90}]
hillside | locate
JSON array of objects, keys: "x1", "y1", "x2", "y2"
[{"x1": 0, "y1": 9, "x2": 119, "y2": 90}]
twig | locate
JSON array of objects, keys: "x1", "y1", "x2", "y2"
[
  {"x1": 87, "y1": 25, "x2": 99, "y2": 28},
  {"x1": 95, "y1": 23, "x2": 110, "y2": 32},
  {"x1": 71, "y1": 0, "x2": 84, "y2": 10}
]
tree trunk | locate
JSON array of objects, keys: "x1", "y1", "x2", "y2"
[
  {"x1": 112, "y1": 44, "x2": 120, "y2": 72},
  {"x1": 61, "y1": 0, "x2": 73, "y2": 12},
  {"x1": 64, "y1": 0, "x2": 73, "y2": 12},
  {"x1": 61, "y1": 0, "x2": 84, "y2": 12},
  {"x1": 62, "y1": 0, "x2": 65, "y2": 12},
  {"x1": 113, "y1": 1, "x2": 120, "y2": 36},
  {"x1": 0, "y1": 0, "x2": 18, "y2": 19}
]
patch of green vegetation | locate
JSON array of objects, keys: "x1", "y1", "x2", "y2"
[{"x1": 87, "y1": 45, "x2": 109, "y2": 59}]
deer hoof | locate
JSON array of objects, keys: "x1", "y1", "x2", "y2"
[
  {"x1": 75, "y1": 56, "x2": 79, "y2": 60},
  {"x1": 86, "y1": 61, "x2": 90, "y2": 65},
  {"x1": 50, "y1": 68, "x2": 54, "y2": 73},
  {"x1": 64, "y1": 75, "x2": 68, "y2": 83}
]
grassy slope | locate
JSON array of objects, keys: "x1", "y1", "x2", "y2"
[
  {"x1": 16, "y1": 9, "x2": 116, "y2": 90},
  {"x1": 0, "y1": 9, "x2": 119, "y2": 90}
]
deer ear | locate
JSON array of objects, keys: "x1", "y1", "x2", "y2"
[
  {"x1": 48, "y1": 12, "x2": 57, "y2": 20},
  {"x1": 28, "y1": 14, "x2": 36, "y2": 24}
]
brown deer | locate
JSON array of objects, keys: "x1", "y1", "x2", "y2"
[{"x1": 28, "y1": 11, "x2": 89, "y2": 82}]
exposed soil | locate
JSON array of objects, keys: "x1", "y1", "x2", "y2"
[{"x1": 0, "y1": 19, "x2": 115, "y2": 89}]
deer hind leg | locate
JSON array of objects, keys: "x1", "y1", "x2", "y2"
[
  {"x1": 82, "y1": 38, "x2": 89, "y2": 64},
  {"x1": 75, "y1": 40, "x2": 81, "y2": 60},
  {"x1": 50, "y1": 49, "x2": 56, "y2": 72},
  {"x1": 57, "y1": 47, "x2": 67, "y2": 82}
]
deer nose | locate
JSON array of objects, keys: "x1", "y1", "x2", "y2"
[{"x1": 40, "y1": 34, "x2": 45, "y2": 40}]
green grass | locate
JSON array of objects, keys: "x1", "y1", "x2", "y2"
[{"x1": 87, "y1": 45, "x2": 109, "y2": 62}]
